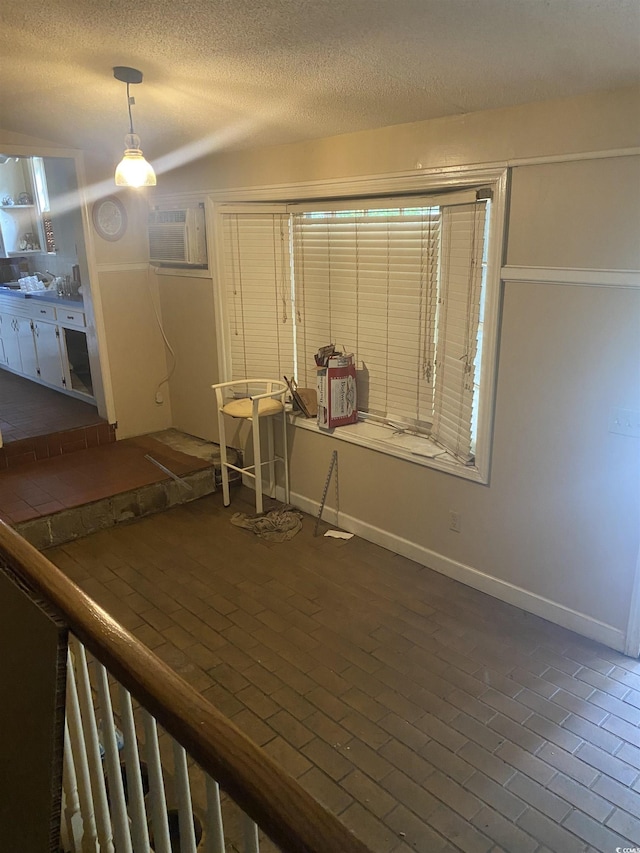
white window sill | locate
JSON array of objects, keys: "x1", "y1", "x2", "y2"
[{"x1": 289, "y1": 414, "x2": 486, "y2": 483}]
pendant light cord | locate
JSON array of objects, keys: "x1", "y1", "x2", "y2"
[{"x1": 126, "y1": 82, "x2": 135, "y2": 135}]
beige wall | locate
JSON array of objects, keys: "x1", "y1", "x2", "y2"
[
  {"x1": 86, "y1": 183, "x2": 174, "y2": 438},
  {"x1": 507, "y1": 157, "x2": 640, "y2": 270},
  {"x1": 157, "y1": 273, "x2": 218, "y2": 440},
  {"x1": 152, "y1": 87, "x2": 640, "y2": 647},
  {"x1": 7, "y1": 90, "x2": 638, "y2": 646},
  {"x1": 157, "y1": 86, "x2": 639, "y2": 194},
  {"x1": 285, "y1": 279, "x2": 637, "y2": 630},
  {"x1": 96, "y1": 269, "x2": 173, "y2": 437},
  {"x1": 490, "y1": 281, "x2": 639, "y2": 623}
]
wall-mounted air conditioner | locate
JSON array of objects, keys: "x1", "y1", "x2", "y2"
[{"x1": 148, "y1": 207, "x2": 207, "y2": 266}]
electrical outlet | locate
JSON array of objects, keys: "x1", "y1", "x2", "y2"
[
  {"x1": 449, "y1": 511, "x2": 461, "y2": 533},
  {"x1": 609, "y1": 408, "x2": 640, "y2": 438}
]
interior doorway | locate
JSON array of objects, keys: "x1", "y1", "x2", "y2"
[{"x1": 0, "y1": 149, "x2": 108, "y2": 448}]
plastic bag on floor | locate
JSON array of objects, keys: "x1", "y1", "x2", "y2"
[{"x1": 230, "y1": 506, "x2": 303, "y2": 542}]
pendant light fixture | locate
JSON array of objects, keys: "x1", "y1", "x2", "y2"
[{"x1": 113, "y1": 66, "x2": 157, "y2": 188}]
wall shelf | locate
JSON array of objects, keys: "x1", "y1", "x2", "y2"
[{"x1": 0, "y1": 160, "x2": 42, "y2": 255}]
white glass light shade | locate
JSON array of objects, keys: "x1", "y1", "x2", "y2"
[{"x1": 115, "y1": 134, "x2": 156, "y2": 188}]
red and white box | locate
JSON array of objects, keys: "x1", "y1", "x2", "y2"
[{"x1": 317, "y1": 354, "x2": 357, "y2": 429}]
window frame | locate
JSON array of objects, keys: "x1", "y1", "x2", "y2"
[{"x1": 210, "y1": 167, "x2": 508, "y2": 484}]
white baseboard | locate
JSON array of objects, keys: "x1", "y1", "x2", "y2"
[{"x1": 280, "y1": 487, "x2": 626, "y2": 653}]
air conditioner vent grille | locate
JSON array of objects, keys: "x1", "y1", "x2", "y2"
[
  {"x1": 148, "y1": 207, "x2": 207, "y2": 266},
  {"x1": 149, "y1": 210, "x2": 187, "y2": 225},
  {"x1": 149, "y1": 227, "x2": 186, "y2": 261}
]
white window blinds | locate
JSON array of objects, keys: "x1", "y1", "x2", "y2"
[
  {"x1": 218, "y1": 190, "x2": 490, "y2": 465},
  {"x1": 430, "y1": 201, "x2": 488, "y2": 462},
  {"x1": 221, "y1": 210, "x2": 294, "y2": 381},
  {"x1": 292, "y1": 203, "x2": 440, "y2": 428}
]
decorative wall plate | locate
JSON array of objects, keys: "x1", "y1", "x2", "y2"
[{"x1": 92, "y1": 195, "x2": 127, "y2": 241}]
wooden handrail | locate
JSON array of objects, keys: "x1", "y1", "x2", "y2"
[{"x1": 0, "y1": 520, "x2": 371, "y2": 853}]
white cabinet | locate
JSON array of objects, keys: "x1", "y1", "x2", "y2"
[
  {"x1": 0, "y1": 313, "x2": 38, "y2": 377},
  {"x1": 31, "y1": 303, "x2": 56, "y2": 322},
  {"x1": 33, "y1": 321, "x2": 65, "y2": 388},
  {"x1": 16, "y1": 316, "x2": 38, "y2": 378},
  {"x1": 0, "y1": 312, "x2": 22, "y2": 371},
  {"x1": 0, "y1": 296, "x2": 93, "y2": 400}
]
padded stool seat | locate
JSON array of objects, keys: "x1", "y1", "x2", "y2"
[
  {"x1": 212, "y1": 379, "x2": 290, "y2": 514},
  {"x1": 222, "y1": 397, "x2": 284, "y2": 418}
]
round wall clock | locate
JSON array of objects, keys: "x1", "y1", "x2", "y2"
[{"x1": 92, "y1": 196, "x2": 127, "y2": 241}]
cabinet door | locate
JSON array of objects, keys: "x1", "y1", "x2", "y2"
[
  {"x1": 0, "y1": 314, "x2": 7, "y2": 366},
  {"x1": 1, "y1": 315, "x2": 23, "y2": 371},
  {"x1": 34, "y1": 322, "x2": 65, "y2": 388},
  {"x1": 62, "y1": 327, "x2": 93, "y2": 396},
  {"x1": 17, "y1": 317, "x2": 38, "y2": 378}
]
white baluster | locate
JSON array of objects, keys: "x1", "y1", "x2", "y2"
[
  {"x1": 204, "y1": 776, "x2": 225, "y2": 853},
  {"x1": 142, "y1": 709, "x2": 172, "y2": 853},
  {"x1": 70, "y1": 638, "x2": 114, "y2": 853},
  {"x1": 59, "y1": 786, "x2": 71, "y2": 853},
  {"x1": 65, "y1": 648, "x2": 100, "y2": 853},
  {"x1": 173, "y1": 741, "x2": 197, "y2": 852},
  {"x1": 61, "y1": 719, "x2": 83, "y2": 852},
  {"x1": 119, "y1": 685, "x2": 151, "y2": 852},
  {"x1": 95, "y1": 662, "x2": 133, "y2": 853},
  {"x1": 242, "y1": 813, "x2": 260, "y2": 853}
]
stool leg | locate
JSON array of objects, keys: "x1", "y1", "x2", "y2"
[
  {"x1": 266, "y1": 416, "x2": 276, "y2": 498},
  {"x1": 218, "y1": 409, "x2": 231, "y2": 507},
  {"x1": 281, "y1": 408, "x2": 290, "y2": 505},
  {"x1": 252, "y1": 417, "x2": 263, "y2": 514}
]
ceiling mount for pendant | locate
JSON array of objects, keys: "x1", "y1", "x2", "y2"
[
  {"x1": 113, "y1": 66, "x2": 144, "y2": 85},
  {"x1": 113, "y1": 65, "x2": 156, "y2": 188}
]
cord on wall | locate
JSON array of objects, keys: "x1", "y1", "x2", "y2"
[{"x1": 146, "y1": 267, "x2": 176, "y2": 404}]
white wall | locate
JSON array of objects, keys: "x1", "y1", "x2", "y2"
[{"x1": 151, "y1": 87, "x2": 640, "y2": 651}]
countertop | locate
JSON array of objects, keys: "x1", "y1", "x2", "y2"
[{"x1": 0, "y1": 286, "x2": 83, "y2": 309}]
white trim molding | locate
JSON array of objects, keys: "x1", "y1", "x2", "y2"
[
  {"x1": 152, "y1": 266, "x2": 212, "y2": 279},
  {"x1": 156, "y1": 165, "x2": 509, "y2": 206},
  {"x1": 95, "y1": 262, "x2": 150, "y2": 273},
  {"x1": 276, "y1": 486, "x2": 627, "y2": 653},
  {"x1": 290, "y1": 416, "x2": 486, "y2": 483},
  {"x1": 96, "y1": 262, "x2": 213, "y2": 277},
  {"x1": 625, "y1": 547, "x2": 640, "y2": 658},
  {"x1": 150, "y1": 147, "x2": 640, "y2": 208},
  {"x1": 501, "y1": 266, "x2": 640, "y2": 289}
]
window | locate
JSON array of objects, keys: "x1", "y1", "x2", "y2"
[
  {"x1": 32, "y1": 157, "x2": 56, "y2": 253},
  {"x1": 218, "y1": 183, "x2": 498, "y2": 472}
]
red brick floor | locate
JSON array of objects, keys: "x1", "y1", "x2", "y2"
[
  {"x1": 0, "y1": 367, "x2": 103, "y2": 444},
  {"x1": 0, "y1": 435, "x2": 212, "y2": 524}
]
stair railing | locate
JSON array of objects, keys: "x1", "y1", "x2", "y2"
[{"x1": 0, "y1": 519, "x2": 370, "y2": 853}]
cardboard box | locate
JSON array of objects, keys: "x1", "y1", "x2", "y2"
[{"x1": 317, "y1": 354, "x2": 357, "y2": 429}]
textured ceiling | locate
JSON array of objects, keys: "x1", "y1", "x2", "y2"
[{"x1": 1, "y1": 0, "x2": 639, "y2": 170}]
